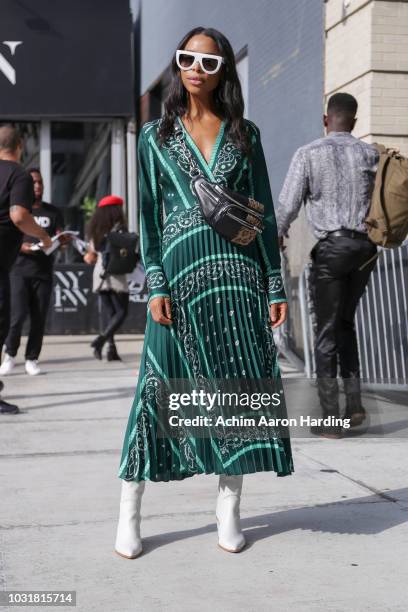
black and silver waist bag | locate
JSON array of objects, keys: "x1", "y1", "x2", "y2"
[{"x1": 174, "y1": 125, "x2": 265, "y2": 246}]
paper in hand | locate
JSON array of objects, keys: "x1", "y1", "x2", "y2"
[{"x1": 30, "y1": 231, "x2": 79, "y2": 256}]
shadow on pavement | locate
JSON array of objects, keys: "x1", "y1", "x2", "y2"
[{"x1": 132, "y1": 486, "x2": 408, "y2": 557}]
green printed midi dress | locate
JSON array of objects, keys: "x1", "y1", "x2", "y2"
[{"x1": 118, "y1": 116, "x2": 294, "y2": 482}]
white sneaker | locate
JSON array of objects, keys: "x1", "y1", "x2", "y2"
[
  {"x1": 0, "y1": 354, "x2": 16, "y2": 376},
  {"x1": 25, "y1": 360, "x2": 41, "y2": 376}
]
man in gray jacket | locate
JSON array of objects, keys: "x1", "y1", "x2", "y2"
[{"x1": 277, "y1": 93, "x2": 379, "y2": 439}]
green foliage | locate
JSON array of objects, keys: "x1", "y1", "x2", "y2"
[{"x1": 81, "y1": 196, "x2": 97, "y2": 221}]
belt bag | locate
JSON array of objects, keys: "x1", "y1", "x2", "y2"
[
  {"x1": 192, "y1": 176, "x2": 264, "y2": 246},
  {"x1": 174, "y1": 125, "x2": 265, "y2": 246}
]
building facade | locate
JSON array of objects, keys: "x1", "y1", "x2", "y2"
[
  {"x1": 325, "y1": 0, "x2": 408, "y2": 155},
  {"x1": 1, "y1": 0, "x2": 149, "y2": 334},
  {"x1": 1, "y1": 0, "x2": 135, "y2": 229},
  {"x1": 2, "y1": 0, "x2": 405, "y2": 348},
  {"x1": 135, "y1": 0, "x2": 408, "y2": 361}
]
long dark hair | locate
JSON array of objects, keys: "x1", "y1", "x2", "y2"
[
  {"x1": 158, "y1": 27, "x2": 252, "y2": 157},
  {"x1": 86, "y1": 205, "x2": 127, "y2": 251}
]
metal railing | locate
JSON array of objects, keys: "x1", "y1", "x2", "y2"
[{"x1": 298, "y1": 243, "x2": 408, "y2": 388}]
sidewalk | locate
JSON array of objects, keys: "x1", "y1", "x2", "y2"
[{"x1": 0, "y1": 336, "x2": 407, "y2": 612}]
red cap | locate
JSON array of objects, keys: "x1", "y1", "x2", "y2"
[{"x1": 98, "y1": 195, "x2": 124, "y2": 208}]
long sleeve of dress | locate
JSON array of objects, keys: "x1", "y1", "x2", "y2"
[
  {"x1": 137, "y1": 125, "x2": 170, "y2": 305},
  {"x1": 247, "y1": 122, "x2": 287, "y2": 305}
]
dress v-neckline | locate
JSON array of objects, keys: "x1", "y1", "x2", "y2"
[{"x1": 177, "y1": 115, "x2": 225, "y2": 172}]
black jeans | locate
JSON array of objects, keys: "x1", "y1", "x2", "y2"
[
  {"x1": 5, "y1": 274, "x2": 53, "y2": 361},
  {"x1": 0, "y1": 267, "x2": 11, "y2": 357},
  {"x1": 310, "y1": 234, "x2": 378, "y2": 415},
  {"x1": 0, "y1": 228, "x2": 22, "y2": 357},
  {"x1": 99, "y1": 291, "x2": 129, "y2": 343}
]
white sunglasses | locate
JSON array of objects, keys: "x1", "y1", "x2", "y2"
[{"x1": 176, "y1": 49, "x2": 225, "y2": 75}]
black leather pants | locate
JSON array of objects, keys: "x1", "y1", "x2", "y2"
[
  {"x1": 99, "y1": 291, "x2": 129, "y2": 343},
  {"x1": 310, "y1": 234, "x2": 378, "y2": 416}
]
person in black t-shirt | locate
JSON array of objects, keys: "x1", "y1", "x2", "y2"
[
  {"x1": 1, "y1": 168, "x2": 69, "y2": 377},
  {"x1": 0, "y1": 125, "x2": 52, "y2": 414}
]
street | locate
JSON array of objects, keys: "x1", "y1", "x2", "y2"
[{"x1": 0, "y1": 336, "x2": 407, "y2": 612}]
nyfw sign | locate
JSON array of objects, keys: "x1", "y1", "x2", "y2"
[
  {"x1": 0, "y1": 41, "x2": 22, "y2": 85},
  {"x1": 46, "y1": 264, "x2": 147, "y2": 335},
  {"x1": 54, "y1": 271, "x2": 89, "y2": 312}
]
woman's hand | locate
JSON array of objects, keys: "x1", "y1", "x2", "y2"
[
  {"x1": 84, "y1": 250, "x2": 97, "y2": 265},
  {"x1": 149, "y1": 296, "x2": 173, "y2": 325},
  {"x1": 270, "y1": 301, "x2": 288, "y2": 328}
]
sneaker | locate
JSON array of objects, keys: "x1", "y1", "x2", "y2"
[
  {"x1": 0, "y1": 399, "x2": 20, "y2": 415},
  {"x1": 0, "y1": 354, "x2": 16, "y2": 376},
  {"x1": 25, "y1": 360, "x2": 41, "y2": 376}
]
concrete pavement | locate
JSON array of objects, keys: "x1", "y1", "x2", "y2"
[{"x1": 0, "y1": 336, "x2": 407, "y2": 612}]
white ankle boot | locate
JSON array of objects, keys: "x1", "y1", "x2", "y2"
[
  {"x1": 114, "y1": 479, "x2": 145, "y2": 559},
  {"x1": 216, "y1": 475, "x2": 246, "y2": 553}
]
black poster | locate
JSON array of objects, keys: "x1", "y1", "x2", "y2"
[
  {"x1": 44, "y1": 264, "x2": 148, "y2": 335},
  {"x1": 0, "y1": 0, "x2": 133, "y2": 118}
]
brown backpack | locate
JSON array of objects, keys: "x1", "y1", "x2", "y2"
[{"x1": 365, "y1": 144, "x2": 408, "y2": 248}]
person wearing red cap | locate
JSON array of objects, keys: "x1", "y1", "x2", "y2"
[
  {"x1": 84, "y1": 195, "x2": 129, "y2": 361},
  {"x1": 98, "y1": 195, "x2": 124, "y2": 208}
]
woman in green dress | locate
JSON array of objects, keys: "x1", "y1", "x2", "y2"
[{"x1": 115, "y1": 26, "x2": 294, "y2": 558}]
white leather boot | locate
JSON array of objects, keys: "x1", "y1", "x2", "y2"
[
  {"x1": 114, "y1": 479, "x2": 145, "y2": 559},
  {"x1": 216, "y1": 475, "x2": 246, "y2": 553}
]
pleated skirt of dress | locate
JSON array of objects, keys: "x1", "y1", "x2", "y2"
[{"x1": 118, "y1": 208, "x2": 294, "y2": 482}]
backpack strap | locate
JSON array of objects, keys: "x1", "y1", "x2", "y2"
[
  {"x1": 379, "y1": 154, "x2": 392, "y2": 246},
  {"x1": 358, "y1": 251, "x2": 380, "y2": 271}
]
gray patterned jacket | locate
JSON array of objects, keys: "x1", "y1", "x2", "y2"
[{"x1": 276, "y1": 131, "x2": 379, "y2": 239}]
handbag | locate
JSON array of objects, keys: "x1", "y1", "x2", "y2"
[{"x1": 174, "y1": 126, "x2": 265, "y2": 246}]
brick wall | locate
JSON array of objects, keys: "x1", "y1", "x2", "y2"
[{"x1": 325, "y1": 0, "x2": 408, "y2": 154}]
